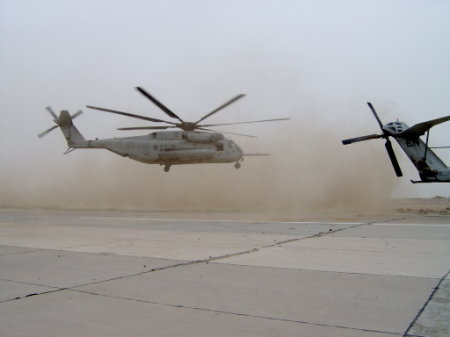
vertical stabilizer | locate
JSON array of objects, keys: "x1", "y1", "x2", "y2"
[{"x1": 57, "y1": 110, "x2": 87, "y2": 148}]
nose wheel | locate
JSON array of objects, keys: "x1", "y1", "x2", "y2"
[
  {"x1": 234, "y1": 162, "x2": 241, "y2": 169},
  {"x1": 164, "y1": 165, "x2": 171, "y2": 172}
]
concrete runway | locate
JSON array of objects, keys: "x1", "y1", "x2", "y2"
[{"x1": 0, "y1": 208, "x2": 449, "y2": 337}]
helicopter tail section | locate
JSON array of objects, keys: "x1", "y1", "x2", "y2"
[
  {"x1": 38, "y1": 107, "x2": 88, "y2": 148},
  {"x1": 57, "y1": 110, "x2": 88, "y2": 148},
  {"x1": 395, "y1": 137, "x2": 449, "y2": 182}
]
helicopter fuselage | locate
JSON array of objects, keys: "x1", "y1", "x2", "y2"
[
  {"x1": 82, "y1": 130, "x2": 243, "y2": 166},
  {"x1": 383, "y1": 122, "x2": 450, "y2": 182}
]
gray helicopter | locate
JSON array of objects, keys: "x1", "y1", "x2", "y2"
[
  {"x1": 342, "y1": 102, "x2": 450, "y2": 183},
  {"x1": 39, "y1": 87, "x2": 289, "y2": 172}
]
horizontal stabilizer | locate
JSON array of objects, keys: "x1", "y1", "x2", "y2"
[{"x1": 398, "y1": 115, "x2": 450, "y2": 138}]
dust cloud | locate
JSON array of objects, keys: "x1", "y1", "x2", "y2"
[{"x1": 0, "y1": 109, "x2": 397, "y2": 217}]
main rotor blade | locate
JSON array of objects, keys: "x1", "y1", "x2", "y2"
[
  {"x1": 200, "y1": 117, "x2": 290, "y2": 128},
  {"x1": 46, "y1": 106, "x2": 57, "y2": 119},
  {"x1": 135, "y1": 87, "x2": 183, "y2": 122},
  {"x1": 367, "y1": 102, "x2": 384, "y2": 130},
  {"x1": 86, "y1": 105, "x2": 177, "y2": 125},
  {"x1": 38, "y1": 125, "x2": 58, "y2": 138},
  {"x1": 117, "y1": 126, "x2": 174, "y2": 131},
  {"x1": 243, "y1": 153, "x2": 270, "y2": 156},
  {"x1": 385, "y1": 139, "x2": 403, "y2": 177},
  {"x1": 197, "y1": 127, "x2": 256, "y2": 138},
  {"x1": 342, "y1": 134, "x2": 382, "y2": 145},
  {"x1": 195, "y1": 94, "x2": 246, "y2": 124}
]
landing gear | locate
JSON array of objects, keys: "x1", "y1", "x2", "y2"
[
  {"x1": 164, "y1": 165, "x2": 171, "y2": 172},
  {"x1": 234, "y1": 162, "x2": 241, "y2": 169}
]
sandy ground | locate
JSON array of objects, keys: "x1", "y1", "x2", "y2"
[
  {"x1": 393, "y1": 197, "x2": 450, "y2": 215},
  {"x1": 0, "y1": 201, "x2": 449, "y2": 337}
]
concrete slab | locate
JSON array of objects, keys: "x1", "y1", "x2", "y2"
[
  {"x1": 0, "y1": 207, "x2": 380, "y2": 235},
  {"x1": 68, "y1": 231, "x2": 296, "y2": 260},
  {"x1": 0, "y1": 227, "x2": 120, "y2": 251},
  {"x1": 77, "y1": 263, "x2": 435, "y2": 334},
  {"x1": 0, "y1": 247, "x2": 182, "y2": 288},
  {"x1": 0, "y1": 245, "x2": 39, "y2": 255},
  {"x1": 0, "y1": 223, "x2": 300, "y2": 261},
  {"x1": 78, "y1": 217, "x2": 360, "y2": 235},
  {"x1": 219, "y1": 236, "x2": 450, "y2": 277},
  {"x1": 392, "y1": 215, "x2": 450, "y2": 225},
  {"x1": 0, "y1": 290, "x2": 397, "y2": 337},
  {"x1": 333, "y1": 221, "x2": 450, "y2": 240}
]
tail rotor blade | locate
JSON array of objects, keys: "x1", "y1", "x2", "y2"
[
  {"x1": 71, "y1": 110, "x2": 83, "y2": 119},
  {"x1": 342, "y1": 134, "x2": 382, "y2": 145},
  {"x1": 46, "y1": 106, "x2": 57, "y2": 119},
  {"x1": 385, "y1": 139, "x2": 403, "y2": 177},
  {"x1": 38, "y1": 125, "x2": 58, "y2": 138}
]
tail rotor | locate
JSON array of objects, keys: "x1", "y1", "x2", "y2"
[{"x1": 38, "y1": 106, "x2": 83, "y2": 138}]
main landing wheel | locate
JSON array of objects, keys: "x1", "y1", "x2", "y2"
[
  {"x1": 164, "y1": 165, "x2": 171, "y2": 172},
  {"x1": 234, "y1": 162, "x2": 241, "y2": 169}
]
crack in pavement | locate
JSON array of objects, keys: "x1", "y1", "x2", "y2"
[
  {"x1": 69, "y1": 288, "x2": 401, "y2": 336},
  {"x1": 403, "y1": 267, "x2": 450, "y2": 337},
  {"x1": 0, "y1": 247, "x2": 50, "y2": 256},
  {"x1": 0, "y1": 288, "x2": 65, "y2": 304}
]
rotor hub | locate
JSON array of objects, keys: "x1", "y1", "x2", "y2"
[
  {"x1": 382, "y1": 121, "x2": 408, "y2": 136},
  {"x1": 178, "y1": 122, "x2": 198, "y2": 131}
]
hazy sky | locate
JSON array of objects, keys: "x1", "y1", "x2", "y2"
[{"x1": 1, "y1": 0, "x2": 449, "y2": 209}]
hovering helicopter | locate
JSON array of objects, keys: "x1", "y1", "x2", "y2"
[
  {"x1": 342, "y1": 102, "x2": 450, "y2": 183},
  {"x1": 39, "y1": 87, "x2": 289, "y2": 172}
]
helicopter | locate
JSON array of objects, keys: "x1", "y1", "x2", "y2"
[
  {"x1": 342, "y1": 102, "x2": 450, "y2": 183},
  {"x1": 39, "y1": 87, "x2": 289, "y2": 172}
]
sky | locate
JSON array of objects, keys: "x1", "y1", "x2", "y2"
[{"x1": 0, "y1": 0, "x2": 449, "y2": 211}]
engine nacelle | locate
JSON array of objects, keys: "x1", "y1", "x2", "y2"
[{"x1": 183, "y1": 132, "x2": 224, "y2": 144}]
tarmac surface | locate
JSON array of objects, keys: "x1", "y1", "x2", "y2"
[{"x1": 0, "y1": 207, "x2": 449, "y2": 337}]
